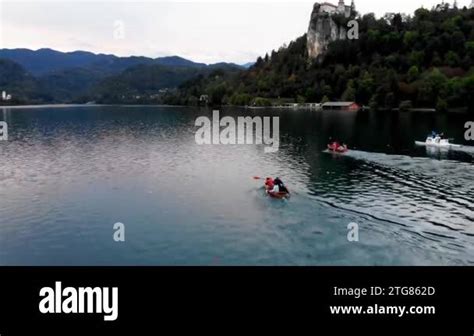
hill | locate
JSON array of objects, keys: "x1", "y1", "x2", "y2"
[
  {"x1": 92, "y1": 63, "x2": 243, "y2": 104},
  {"x1": 0, "y1": 48, "x2": 211, "y2": 75},
  {"x1": 0, "y1": 59, "x2": 50, "y2": 104},
  {"x1": 170, "y1": 3, "x2": 474, "y2": 112},
  {"x1": 0, "y1": 48, "x2": 245, "y2": 104}
]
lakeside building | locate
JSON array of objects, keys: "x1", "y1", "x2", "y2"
[
  {"x1": 1, "y1": 91, "x2": 12, "y2": 101},
  {"x1": 199, "y1": 95, "x2": 209, "y2": 104},
  {"x1": 321, "y1": 101, "x2": 360, "y2": 111}
]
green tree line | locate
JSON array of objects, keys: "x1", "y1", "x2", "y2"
[{"x1": 167, "y1": 4, "x2": 474, "y2": 113}]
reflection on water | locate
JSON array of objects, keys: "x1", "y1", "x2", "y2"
[{"x1": 0, "y1": 105, "x2": 472, "y2": 265}]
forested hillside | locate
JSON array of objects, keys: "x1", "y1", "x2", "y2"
[
  {"x1": 168, "y1": 4, "x2": 474, "y2": 112},
  {"x1": 0, "y1": 49, "x2": 244, "y2": 104},
  {"x1": 0, "y1": 59, "x2": 50, "y2": 104}
]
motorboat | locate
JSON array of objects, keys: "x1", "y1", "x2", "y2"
[{"x1": 415, "y1": 136, "x2": 462, "y2": 148}]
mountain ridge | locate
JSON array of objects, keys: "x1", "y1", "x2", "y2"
[
  {"x1": 0, "y1": 48, "x2": 247, "y2": 75},
  {"x1": 0, "y1": 50, "x2": 246, "y2": 104}
]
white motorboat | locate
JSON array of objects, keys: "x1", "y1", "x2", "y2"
[{"x1": 415, "y1": 136, "x2": 462, "y2": 148}]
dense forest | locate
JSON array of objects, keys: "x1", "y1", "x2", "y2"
[{"x1": 165, "y1": 4, "x2": 474, "y2": 112}]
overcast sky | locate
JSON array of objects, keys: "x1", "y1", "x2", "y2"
[{"x1": 0, "y1": 0, "x2": 470, "y2": 64}]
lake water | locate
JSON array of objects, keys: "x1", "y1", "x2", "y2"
[{"x1": 0, "y1": 105, "x2": 473, "y2": 265}]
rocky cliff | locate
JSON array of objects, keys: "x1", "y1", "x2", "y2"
[{"x1": 307, "y1": 3, "x2": 349, "y2": 59}]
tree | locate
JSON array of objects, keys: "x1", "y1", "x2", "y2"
[
  {"x1": 322, "y1": 84, "x2": 332, "y2": 98},
  {"x1": 409, "y1": 51, "x2": 425, "y2": 67},
  {"x1": 417, "y1": 68, "x2": 448, "y2": 106},
  {"x1": 403, "y1": 31, "x2": 419, "y2": 48},
  {"x1": 407, "y1": 66, "x2": 420, "y2": 82},
  {"x1": 436, "y1": 97, "x2": 448, "y2": 112},
  {"x1": 342, "y1": 80, "x2": 356, "y2": 101},
  {"x1": 444, "y1": 51, "x2": 460, "y2": 67},
  {"x1": 466, "y1": 41, "x2": 474, "y2": 58},
  {"x1": 209, "y1": 83, "x2": 228, "y2": 105},
  {"x1": 356, "y1": 72, "x2": 375, "y2": 104},
  {"x1": 253, "y1": 97, "x2": 272, "y2": 107},
  {"x1": 297, "y1": 95, "x2": 306, "y2": 104}
]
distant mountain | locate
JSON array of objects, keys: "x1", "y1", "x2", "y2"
[
  {"x1": 208, "y1": 62, "x2": 244, "y2": 71},
  {"x1": 0, "y1": 48, "x2": 233, "y2": 76},
  {"x1": 241, "y1": 62, "x2": 255, "y2": 69},
  {"x1": 0, "y1": 48, "x2": 245, "y2": 104},
  {"x1": 0, "y1": 48, "x2": 120, "y2": 75},
  {"x1": 154, "y1": 56, "x2": 207, "y2": 68}
]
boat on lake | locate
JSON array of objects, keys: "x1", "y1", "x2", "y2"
[{"x1": 415, "y1": 136, "x2": 462, "y2": 149}]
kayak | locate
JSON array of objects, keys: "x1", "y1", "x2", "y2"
[
  {"x1": 267, "y1": 191, "x2": 290, "y2": 199},
  {"x1": 415, "y1": 137, "x2": 462, "y2": 148},
  {"x1": 264, "y1": 184, "x2": 290, "y2": 199},
  {"x1": 327, "y1": 144, "x2": 348, "y2": 153}
]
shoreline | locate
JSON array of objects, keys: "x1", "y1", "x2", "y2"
[
  {"x1": 0, "y1": 103, "x2": 189, "y2": 109},
  {"x1": 0, "y1": 103, "x2": 471, "y2": 114}
]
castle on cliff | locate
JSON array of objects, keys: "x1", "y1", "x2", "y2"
[
  {"x1": 306, "y1": 1, "x2": 356, "y2": 59},
  {"x1": 316, "y1": 0, "x2": 355, "y2": 18}
]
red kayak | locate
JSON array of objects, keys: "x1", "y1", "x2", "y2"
[
  {"x1": 327, "y1": 143, "x2": 348, "y2": 153},
  {"x1": 265, "y1": 185, "x2": 290, "y2": 199},
  {"x1": 267, "y1": 191, "x2": 290, "y2": 199}
]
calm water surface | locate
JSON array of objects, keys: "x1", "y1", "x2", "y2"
[{"x1": 0, "y1": 105, "x2": 473, "y2": 265}]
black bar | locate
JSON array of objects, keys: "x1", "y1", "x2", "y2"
[{"x1": 0, "y1": 267, "x2": 473, "y2": 334}]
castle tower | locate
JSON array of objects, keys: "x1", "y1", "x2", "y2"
[
  {"x1": 351, "y1": 0, "x2": 356, "y2": 11},
  {"x1": 338, "y1": 0, "x2": 345, "y2": 13}
]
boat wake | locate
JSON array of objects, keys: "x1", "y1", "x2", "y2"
[
  {"x1": 317, "y1": 148, "x2": 474, "y2": 263},
  {"x1": 415, "y1": 140, "x2": 474, "y2": 156}
]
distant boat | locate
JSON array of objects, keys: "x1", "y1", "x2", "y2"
[
  {"x1": 415, "y1": 136, "x2": 462, "y2": 148},
  {"x1": 327, "y1": 143, "x2": 349, "y2": 153}
]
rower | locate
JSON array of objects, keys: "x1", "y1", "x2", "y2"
[
  {"x1": 274, "y1": 177, "x2": 289, "y2": 193},
  {"x1": 264, "y1": 177, "x2": 274, "y2": 191}
]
